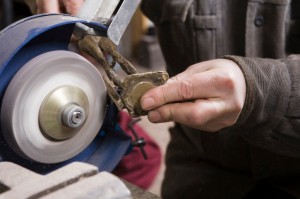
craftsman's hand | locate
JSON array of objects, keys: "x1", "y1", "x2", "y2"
[
  {"x1": 141, "y1": 59, "x2": 246, "y2": 132},
  {"x1": 35, "y1": 0, "x2": 84, "y2": 15}
]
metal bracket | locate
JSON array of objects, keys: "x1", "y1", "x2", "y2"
[
  {"x1": 106, "y1": 0, "x2": 140, "y2": 45},
  {"x1": 75, "y1": 0, "x2": 141, "y2": 45}
]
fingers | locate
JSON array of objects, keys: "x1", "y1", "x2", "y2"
[
  {"x1": 141, "y1": 59, "x2": 246, "y2": 131},
  {"x1": 62, "y1": 0, "x2": 85, "y2": 16},
  {"x1": 147, "y1": 99, "x2": 233, "y2": 131},
  {"x1": 36, "y1": 0, "x2": 84, "y2": 15},
  {"x1": 141, "y1": 70, "x2": 231, "y2": 111},
  {"x1": 36, "y1": 0, "x2": 60, "y2": 14}
]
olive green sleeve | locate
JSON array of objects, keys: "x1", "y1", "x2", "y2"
[{"x1": 24, "y1": 0, "x2": 37, "y2": 14}]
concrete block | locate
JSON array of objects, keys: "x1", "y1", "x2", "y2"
[{"x1": 0, "y1": 161, "x2": 161, "y2": 199}]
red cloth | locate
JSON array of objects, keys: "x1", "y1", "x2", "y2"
[{"x1": 112, "y1": 111, "x2": 162, "y2": 189}]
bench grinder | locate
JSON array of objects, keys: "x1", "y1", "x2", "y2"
[{"x1": 0, "y1": 0, "x2": 168, "y2": 173}]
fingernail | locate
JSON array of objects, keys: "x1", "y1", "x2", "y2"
[
  {"x1": 148, "y1": 111, "x2": 161, "y2": 122},
  {"x1": 141, "y1": 98, "x2": 155, "y2": 110}
]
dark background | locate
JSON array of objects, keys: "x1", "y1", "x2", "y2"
[{"x1": 0, "y1": 0, "x2": 31, "y2": 30}]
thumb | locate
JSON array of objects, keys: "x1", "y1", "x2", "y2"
[{"x1": 36, "y1": 0, "x2": 60, "y2": 14}]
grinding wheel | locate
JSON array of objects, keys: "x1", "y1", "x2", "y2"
[{"x1": 1, "y1": 50, "x2": 107, "y2": 164}]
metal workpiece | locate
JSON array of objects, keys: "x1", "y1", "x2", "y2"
[
  {"x1": 122, "y1": 72, "x2": 169, "y2": 117},
  {"x1": 75, "y1": 0, "x2": 168, "y2": 117},
  {"x1": 78, "y1": 35, "x2": 169, "y2": 117}
]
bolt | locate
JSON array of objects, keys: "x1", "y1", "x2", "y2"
[
  {"x1": 71, "y1": 111, "x2": 83, "y2": 124},
  {"x1": 62, "y1": 104, "x2": 86, "y2": 128}
]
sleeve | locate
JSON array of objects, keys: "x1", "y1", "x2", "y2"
[
  {"x1": 24, "y1": 0, "x2": 37, "y2": 14},
  {"x1": 223, "y1": 55, "x2": 300, "y2": 156},
  {"x1": 140, "y1": 0, "x2": 164, "y2": 25}
]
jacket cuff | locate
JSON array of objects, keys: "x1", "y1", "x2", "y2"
[
  {"x1": 221, "y1": 55, "x2": 255, "y2": 128},
  {"x1": 222, "y1": 55, "x2": 291, "y2": 130}
]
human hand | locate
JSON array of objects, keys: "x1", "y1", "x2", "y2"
[
  {"x1": 36, "y1": 0, "x2": 84, "y2": 15},
  {"x1": 141, "y1": 59, "x2": 246, "y2": 132}
]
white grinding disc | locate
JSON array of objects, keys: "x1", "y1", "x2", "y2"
[{"x1": 1, "y1": 50, "x2": 107, "y2": 163}]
